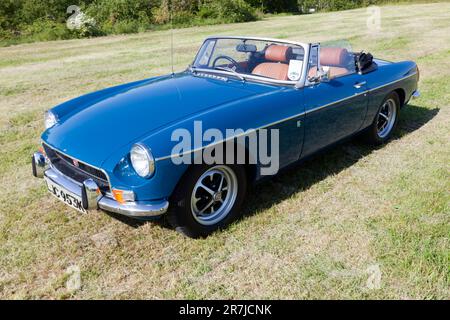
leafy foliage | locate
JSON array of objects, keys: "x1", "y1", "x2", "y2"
[
  {"x1": 198, "y1": 0, "x2": 258, "y2": 23},
  {"x1": 0, "y1": 0, "x2": 436, "y2": 44}
]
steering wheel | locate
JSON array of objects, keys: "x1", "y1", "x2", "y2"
[{"x1": 212, "y1": 55, "x2": 241, "y2": 71}]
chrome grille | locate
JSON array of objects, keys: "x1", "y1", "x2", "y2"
[{"x1": 43, "y1": 144, "x2": 110, "y2": 192}]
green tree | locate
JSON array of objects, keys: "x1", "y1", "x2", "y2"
[
  {"x1": 245, "y1": 0, "x2": 299, "y2": 13},
  {"x1": 0, "y1": 0, "x2": 24, "y2": 34}
]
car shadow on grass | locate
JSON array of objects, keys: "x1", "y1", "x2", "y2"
[
  {"x1": 242, "y1": 104, "x2": 439, "y2": 219},
  {"x1": 106, "y1": 104, "x2": 439, "y2": 230}
]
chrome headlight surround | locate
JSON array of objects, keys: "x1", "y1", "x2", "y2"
[
  {"x1": 44, "y1": 110, "x2": 58, "y2": 129},
  {"x1": 130, "y1": 143, "x2": 155, "y2": 178}
]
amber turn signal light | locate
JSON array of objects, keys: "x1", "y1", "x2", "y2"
[{"x1": 112, "y1": 189, "x2": 135, "y2": 204}]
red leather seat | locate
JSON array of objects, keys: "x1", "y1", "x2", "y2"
[
  {"x1": 308, "y1": 66, "x2": 349, "y2": 78},
  {"x1": 308, "y1": 47, "x2": 351, "y2": 78},
  {"x1": 252, "y1": 45, "x2": 291, "y2": 81}
]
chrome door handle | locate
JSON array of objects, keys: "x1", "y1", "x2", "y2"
[{"x1": 354, "y1": 81, "x2": 367, "y2": 89}]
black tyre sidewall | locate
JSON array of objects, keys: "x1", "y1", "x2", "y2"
[
  {"x1": 366, "y1": 91, "x2": 400, "y2": 145},
  {"x1": 168, "y1": 164, "x2": 247, "y2": 238}
]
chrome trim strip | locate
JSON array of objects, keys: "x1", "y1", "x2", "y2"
[
  {"x1": 98, "y1": 196, "x2": 168, "y2": 218},
  {"x1": 304, "y1": 43, "x2": 320, "y2": 87},
  {"x1": 155, "y1": 91, "x2": 368, "y2": 162},
  {"x1": 261, "y1": 112, "x2": 305, "y2": 128},
  {"x1": 154, "y1": 72, "x2": 417, "y2": 162},
  {"x1": 43, "y1": 167, "x2": 168, "y2": 217},
  {"x1": 155, "y1": 111, "x2": 307, "y2": 162},
  {"x1": 304, "y1": 90, "x2": 369, "y2": 116},
  {"x1": 205, "y1": 35, "x2": 309, "y2": 48},
  {"x1": 156, "y1": 127, "x2": 260, "y2": 162},
  {"x1": 299, "y1": 43, "x2": 311, "y2": 88},
  {"x1": 367, "y1": 72, "x2": 417, "y2": 93},
  {"x1": 42, "y1": 142, "x2": 113, "y2": 191}
]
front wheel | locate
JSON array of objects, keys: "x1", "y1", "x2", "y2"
[
  {"x1": 167, "y1": 164, "x2": 247, "y2": 238},
  {"x1": 363, "y1": 91, "x2": 400, "y2": 145}
]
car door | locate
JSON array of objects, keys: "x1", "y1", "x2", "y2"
[
  {"x1": 301, "y1": 44, "x2": 368, "y2": 158},
  {"x1": 251, "y1": 88, "x2": 305, "y2": 177}
]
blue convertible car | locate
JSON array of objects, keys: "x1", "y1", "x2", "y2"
[{"x1": 32, "y1": 36, "x2": 420, "y2": 237}]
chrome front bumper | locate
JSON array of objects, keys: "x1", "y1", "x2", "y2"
[{"x1": 32, "y1": 152, "x2": 168, "y2": 218}]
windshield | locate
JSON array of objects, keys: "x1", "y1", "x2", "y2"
[{"x1": 193, "y1": 38, "x2": 306, "y2": 84}]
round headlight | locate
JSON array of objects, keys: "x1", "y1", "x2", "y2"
[
  {"x1": 130, "y1": 143, "x2": 155, "y2": 178},
  {"x1": 44, "y1": 110, "x2": 58, "y2": 129}
]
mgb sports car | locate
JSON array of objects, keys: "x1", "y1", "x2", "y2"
[{"x1": 32, "y1": 36, "x2": 420, "y2": 238}]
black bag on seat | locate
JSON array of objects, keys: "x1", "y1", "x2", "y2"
[{"x1": 355, "y1": 51, "x2": 374, "y2": 73}]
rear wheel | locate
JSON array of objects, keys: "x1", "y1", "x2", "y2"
[
  {"x1": 167, "y1": 164, "x2": 247, "y2": 238},
  {"x1": 363, "y1": 91, "x2": 400, "y2": 145}
]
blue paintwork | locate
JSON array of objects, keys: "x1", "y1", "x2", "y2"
[
  {"x1": 302, "y1": 72, "x2": 369, "y2": 157},
  {"x1": 41, "y1": 53, "x2": 418, "y2": 203}
]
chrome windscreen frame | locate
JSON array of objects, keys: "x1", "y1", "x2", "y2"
[{"x1": 191, "y1": 36, "x2": 312, "y2": 89}]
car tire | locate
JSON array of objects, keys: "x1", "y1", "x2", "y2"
[
  {"x1": 363, "y1": 91, "x2": 400, "y2": 145},
  {"x1": 167, "y1": 164, "x2": 247, "y2": 238}
]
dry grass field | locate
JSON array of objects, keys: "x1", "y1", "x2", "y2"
[{"x1": 0, "y1": 2, "x2": 449, "y2": 299}]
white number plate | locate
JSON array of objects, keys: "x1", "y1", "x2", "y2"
[{"x1": 45, "y1": 177, "x2": 86, "y2": 214}]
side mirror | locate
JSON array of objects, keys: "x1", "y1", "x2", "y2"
[
  {"x1": 318, "y1": 67, "x2": 331, "y2": 82},
  {"x1": 307, "y1": 67, "x2": 331, "y2": 84}
]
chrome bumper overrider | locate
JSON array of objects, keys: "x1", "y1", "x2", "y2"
[{"x1": 32, "y1": 151, "x2": 168, "y2": 218}]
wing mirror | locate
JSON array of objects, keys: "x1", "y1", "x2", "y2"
[
  {"x1": 318, "y1": 67, "x2": 331, "y2": 82},
  {"x1": 308, "y1": 67, "x2": 331, "y2": 84}
]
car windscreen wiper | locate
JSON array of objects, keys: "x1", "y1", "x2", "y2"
[{"x1": 214, "y1": 66, "x2": 246, "y2": 82}]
